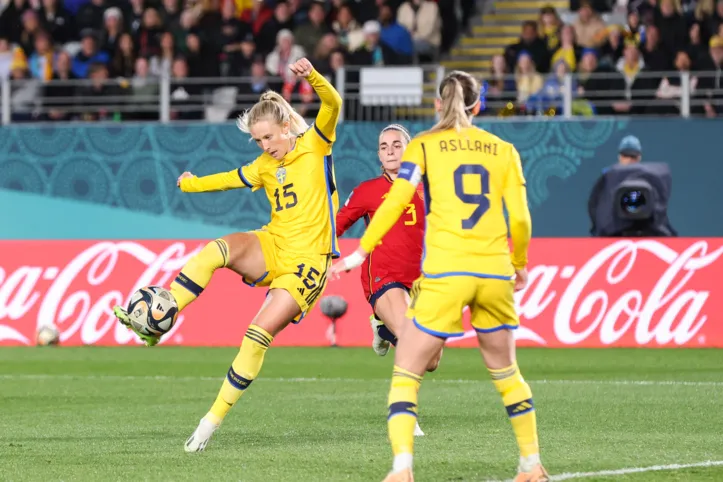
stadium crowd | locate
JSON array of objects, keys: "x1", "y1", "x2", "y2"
[
  {"x1": 0, "y1": 0, "x2": 473, "y2": 121},
  {"x1": 489, "y1": 0, "x2": 723, "y2": 116}
]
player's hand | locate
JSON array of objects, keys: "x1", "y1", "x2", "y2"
[
  {"x1": 329, "y1": 247, "x2": 369, "y2": 280},
  {"x1": 289, "y1": 58, "x2": 313, "y2": 78},
  {"x1": 514, "y1": 268, "x2": 528, "y2": 292},
  {"x1": 177, "y1": 171, "x2": 194, "y2": 187}
]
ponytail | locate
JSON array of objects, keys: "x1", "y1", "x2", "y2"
[
  {"x1": 237, "y1": 90, "x2": 309, "y2": 137},
  {"x1": 421, "y1": 71, "x2": 479, "y2": 136}
]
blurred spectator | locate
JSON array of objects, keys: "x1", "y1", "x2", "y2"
[
  {"x1": 73, "y1": 31, "x2": 110, "y2": 78},
  {"x1": 130, "y1": 57, "x2": 159, "y2": 120},
  {"x1": 19, "y1": 10, "x2": 43, "y2": 56},
  {"x1": 615, "y1": 40, "x2": 644, "y2": 114},
  {"x1": 332, "y1": 4, "x2": 364, "y2": 52},
  {"x1": 640, "y1": 25, "x2": 670, "y2": 70},
  {"x1": 288, "y1": 0, "x2": 307, "y2": 25},
  {"x1": 10, "y1": 49, "x2": 40, "y2": 122},
  {"x1": 379, "y1": 3, "x2": 414, "y2": 59},
  {"x1": 656, "y1": 0, "x2": 688, "y2": 56},
  {"x1": 534, "y1": 60, "x2": 587, "y2": 114},
  {"x1": 40, "y1": 0, "x2": 76, "y2": 45},
  {"x1": 312, "y1": 33, "x2": 340, "y2": 74},
  {"x1": 162, "y1": 0, "x2": 182, "y2": 29},
  {"x1": 514, "y1": 51, "x2": 543, "y2": 103},
  {"x1": 551, "y1": 25, "x2": 581, "y2": 71},
  {"x1": 266, "y1": 29, "x2": 305, "y2": 83},
  {"x1": 28, "y1": 32, "x2": 55, "y2": 81},
  {"x1": 709, "y1": 0, "x2": 723, "y2": 42},
  {"x1": 632, "y1": 0, "x2": 657, "y2": 25},
  {"x1": 256, "y1": 1, "x2": 295, "y2": 55},
  {"x1": 539, "y1": 6, "x2": 563, "y2": 52},
  {"x1": 577, "y1": 49, "x2": 619, "y2": 114},
  {"x1": 573, "y1": 1, "x2": 606, "y2": 49},
  {"x1": 76, "y1": 0, "x2": 106, "y2": 33},
  {"x1": 348, "y1": 20, "x2": 405, "y2": 65},
  {"x1": 186, "y1": 32, "x2": 220, "y2": 78},
  {"x1": 112, "y1": 33, "x2": 136, "y2": 77},
  {"x1": 697, "y1": 35, "x2": 723, "y2": 116},
  {"x1": 505, "y1": 21, "x2": 550, "y2": 73},
  {"x1": 78, "y1": 63, "x2": 122, "y2": 121},
  {"x1": 137, "y1": 8, "x2": 164, "y2": 58},
  {"x1": 688, "y1": 23, "x2": 708, "y2": 64},
  {"x1": 623, "y1": 11, "x2": 643, "y2": 46},
  {"x1": 44, "y1": 51, "x2": 78, "y2": 121},
  {"x1": 397, "y1": 0, "x2": 442, "y2": 61},
  {"x1": 600, "y1": 26, "x2": 623, "y2": 67},
  {"x1": 694, "y1": 0, "x2": 715, "y2": 40},
  {"x1": 101, "y1": 7, "x2": 124, "y2": 56},
  {"x1": 295, "y1": 1, "x2": 329, "y2": 56},
  {"x1": 0, "y1": 38, "x2": 12, "y2": 79},
  {"x1": 655, "y1": 50, "x2": 697, "y2": 114},
  {"x1": 150, "y1": 31, "x2": 176, "y2": 77},
  {"x1": 170, "y1": 56, "x2": 202, "y2": 120},
  {"x1": 328, "y1": 48, "x2": 345, "y2": 85},
  {"x1": 242, "y1": 56, "x2": 278, "y2": 97},
  {"x1": 487, "y1": 54, "x2": 515, "y2": 97},
  {"x1": 125, "y1": 0, "x2": 145, "y2": 36},
  {"x1": 0, "y1": 0, "x2": 31, "y2": 44}
]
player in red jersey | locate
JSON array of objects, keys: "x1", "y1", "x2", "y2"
[{"x1": 336, "y1": 124, "x2": 442, "y2": 374}]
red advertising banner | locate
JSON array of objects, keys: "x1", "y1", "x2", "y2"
[{"x1": 0, "y1": 238, "x2": 721, "y2": 348}]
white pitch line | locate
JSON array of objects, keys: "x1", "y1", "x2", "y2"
[
  {"x1": 1, "y1": 374, "x2": 723, "y2": 387},
  {"x1": 546, "y1": 460, "x2": 723, "y2": 481}
]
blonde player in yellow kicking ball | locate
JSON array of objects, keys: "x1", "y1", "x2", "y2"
[
  {"x1": 330, "y1": 70, "x2": 549, "y2": 482},
  {"x1": 113, "y1": 58, "x2": 342, "y2": 453}
]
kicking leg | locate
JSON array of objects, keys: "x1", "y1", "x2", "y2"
[
  {"x1": 185, "y1": 288, "x2": 299, "y2": 452},
  {"x1": 383, "y1": 324, "x2": 445, "y2": 481},
  {"x1": 116, "y1": 232, "x2": 266, "y2": 345}
]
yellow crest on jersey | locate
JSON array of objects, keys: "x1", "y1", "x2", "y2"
[{"x1": 276, "y1": 167, "x2": 287, "y2": 184}]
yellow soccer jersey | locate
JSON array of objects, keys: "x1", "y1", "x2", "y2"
[
  {"x1": 239, "y1": 128, "x2": 340, "y2": 257},
  {"x1": 360, "y1": 126, "x2": 531, "y2": 278},
  {"x1": 180, "y1": 69, "x2": 341, "y2": 258}
]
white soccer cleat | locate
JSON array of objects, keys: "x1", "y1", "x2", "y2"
[
  {"x1": 184, "y1": 417, "x2": 219, "y2": 453},
  {"x1": 413, "y1": 421, "x2": 425, "y2": 437},
  {"x1": 369, "y1": 315, "x2": 391, "y2": 356}
]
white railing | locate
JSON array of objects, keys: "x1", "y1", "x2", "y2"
[{"x1": 0, "y1": 68, "x2": 721, "y2": 125}]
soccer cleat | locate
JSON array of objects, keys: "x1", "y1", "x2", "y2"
[
  {"x1": 413, "y1": 421, "x2": 425, "y2": 437},
  {"x1": 513, "y1": 464, "x2": 550, "y2": 482},
  {"x1": 382, "y1": 468, "x2": 414, "y2": 482},
  {"x1": 369, "y1": 315, "x2": 391, "y2": 356},
  {"x1": 113, "y1": 305, "x2": 160, "y2": 347},
  {"x1": 184, "y1": 417, "x2": 219, "y2": 453}
]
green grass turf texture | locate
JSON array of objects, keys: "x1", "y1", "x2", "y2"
[{"x1": 1, "y1": 347, "x2": 722, "y2": 481}]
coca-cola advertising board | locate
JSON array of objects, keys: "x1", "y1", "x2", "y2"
[{"x1": 0, "y1": 238, "x2": 721, "y2": 348}]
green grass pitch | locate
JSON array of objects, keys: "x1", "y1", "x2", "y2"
[{"x1": 1, "y1": 347, "x2": 722, "y2": 481}]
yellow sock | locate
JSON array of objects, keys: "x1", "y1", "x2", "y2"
[
  {"x1": 205, "y1": 325, "x2": 273, "y2": 425},
  {"x1": 170, "y1": 239, "x2": 228, "y2": 311},
  {"x1": 490, "y1": 363, "x2": 539, "y2": 457},
  {"x1": 387, "y1": 366, "x2": 422, "y2": 458}
]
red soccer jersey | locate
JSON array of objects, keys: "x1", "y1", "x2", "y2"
[{"x1": 336, "y1": 173, "x2": 425, "y2": 301}]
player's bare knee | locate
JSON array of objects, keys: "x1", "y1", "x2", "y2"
[{"x1": 426, "y1": 349, "x2": 443, "y2": 372}]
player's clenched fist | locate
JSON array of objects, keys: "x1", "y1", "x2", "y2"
[
  {"x1": 177, "y1": 171, "x2": 194, "y2": 187},
  {"x1": 289, "y1": 58, "x2": 314, "y2": 78}
]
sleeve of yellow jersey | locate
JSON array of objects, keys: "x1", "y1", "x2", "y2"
[
  {"x1": 307, "y1": 69, "x2": 342, "y2": 144},
  {"x1": 359, "y1": 139, "x2": 424, "y2": 253},
  {"x1": 180, "y1": 158, "x2": 263, "y2": 193},
  {"x1": 503, "y1": 145, "x2": 532, "y2": 270}
]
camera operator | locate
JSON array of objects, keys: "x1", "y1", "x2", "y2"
[{"x1": 588, "y1": 135, "x2": 677, "y2": 237}]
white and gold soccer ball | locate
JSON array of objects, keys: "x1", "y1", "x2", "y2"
[
  {"x1": 36, "y1": 326, "x2": 60, "y2": 346},
  {"x1": 126, "y1": 286, "x2": 179, "y2": 337}
]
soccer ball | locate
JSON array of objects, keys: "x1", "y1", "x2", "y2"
[
  {"x1": 126, "y1": 286, "x2": 179, "y2": 337},
  {"x1": 36, "y1": 326, "x2": 60, "y2": 346}
]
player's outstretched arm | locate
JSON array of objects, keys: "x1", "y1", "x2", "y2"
[
  {"x1": 336, "y1": 188, "x2": 368, "y2": 237},
  {"x1": 289, "y1": 58, "x2": 342, "y2": 143},
  {"x1": 502, "y1": 147, "x2": 532, "y2": 272},
  {"x1": 178, "y1": 159, "x2": 262, "y2": 193}
]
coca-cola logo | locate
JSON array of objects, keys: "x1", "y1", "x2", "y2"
[
  {"x1": 447, "y1": 240, "x2": 723, "y2": 347},
  {"x1": 0, "y1": 242, "x2": 203, "y2": 345}
]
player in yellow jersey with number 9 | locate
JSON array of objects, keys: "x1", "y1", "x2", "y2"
[
  {"x1": 113, "y1": 58, "x2": 343, "y2": 453},
  {"x1": 330, "y1": 70, "x2": 549, "y2": 482}
]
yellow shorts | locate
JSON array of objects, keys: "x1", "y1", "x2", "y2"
[
  {"x1": 407, "y1": 275, "x2": 519, "y2": 337},
  {"x1": 245, "y1": 230, "x2": 332, "y2": 323}
]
